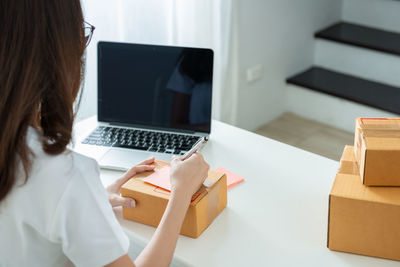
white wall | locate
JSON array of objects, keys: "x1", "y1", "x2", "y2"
[
  {"x1": 231, "y1": 0, "x2": 342, "y2": 130},
  {"x1": 79, "y1": 0, "x2": 344, "y2": 130},
  {"x1": 314, "y1": 39, "x2": 400, "y2": 88},
  {"x1": 78, "y1": 1, "x2": 174, "y2": 121},
  {"x1": 283, "y1": 0, "x2": 400, "y2": 132},
  {"x1": 342, "y1": 0, "x2": 400, "y2": 33},
  {"x1": 78, "y1": 0, "x2": 232, "y2": 123}
]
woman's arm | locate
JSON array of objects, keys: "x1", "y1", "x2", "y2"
[
  {"x1": 134, "y1": 189, "x2": 192, "y2": 267},
  {"x1": 106, "y1": 153, "x2": 209, "y2": 267}
]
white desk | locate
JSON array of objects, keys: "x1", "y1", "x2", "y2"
[{"x1": 75, "y1": 117, "x2": 398, "y2": 266}]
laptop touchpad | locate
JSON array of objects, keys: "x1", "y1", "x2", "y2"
[{"x1": 99, "y1": 148, "x2": 171, "y2": 171}]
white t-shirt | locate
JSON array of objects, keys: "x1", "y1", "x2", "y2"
[{"x1": 0, "y1": 127, "x2": 129, "y2": 267}]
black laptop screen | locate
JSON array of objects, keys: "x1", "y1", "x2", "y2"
[{"x1": 97, "y1": 42, "x2": 213, "y2": 134}]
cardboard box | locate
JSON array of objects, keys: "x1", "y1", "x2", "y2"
[
  {"x1": 354, "y1": 117, "x2": 400, "y2": 186},
  {"x1": 121, "y1": 160, "x2": 227, "y2": 238},
  {"x1": 328, "y1": 146, "x2": 400, "y2": 261}
]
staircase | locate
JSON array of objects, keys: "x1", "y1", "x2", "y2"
[{"x1": 286, "y1": 0, "x2": 400, "y2": 132}]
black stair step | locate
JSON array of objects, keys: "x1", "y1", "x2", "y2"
[
  {"x1": 286, "y1": 67, "x2": 400, "y2": 114},
  {"x1": 315, "y1": 22, "x2": 400, "y2": 56}
]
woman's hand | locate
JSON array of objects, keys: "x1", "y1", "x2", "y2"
[
  {"x1": 106, "y1": 157, "x2": 155, "y2": 208},
  {"x1": 129, "y1": 153, "x2": 210, "y2": 267},
  {"x1": 169, "y1": 153, "x2": 210, "y2": 201}
]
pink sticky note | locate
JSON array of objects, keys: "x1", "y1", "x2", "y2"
[
  {"x1": 143, "y1": 167, "x2": 171, "y2": 191},
  {"x1": 213, "y1": 167, "x2": 244, "y2": 189}
]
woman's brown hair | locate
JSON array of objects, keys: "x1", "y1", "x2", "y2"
[{"x1": 0, "y1": 1, "x2": 86, "y2": 201}]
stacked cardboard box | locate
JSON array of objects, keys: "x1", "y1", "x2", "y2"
[
  {"x1": 354, "y1": 117, "x2": 400, "y2": 186},
  {"x1": 328, "y1": 118, "x2": 400, "y2": 261}
]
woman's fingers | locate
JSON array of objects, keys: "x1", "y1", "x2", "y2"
[
  {"x1": 108, "y1": 165, "x2": 153, "y2": 200},
  {"x1": 109, "y1": 194, "x2": 136, "y2": 208},
  {"x1": 122, "y1": 160, "x2": 155, "y2": 180},
  {"x1": 134, "y1": 164, "x2": 156, "y2": 173},
  {"x1": 137, "y1": 157, "x2": 155, "y2": 166},
  {"x1": 171, "y1": 155, "x2": 182, "y2": 162},
  {"x1": 107, "y1": 158, "x2": 156, "y2": 207},
  {"x1": 119, "y1": 165, "x2": 155, "y2": 185}
]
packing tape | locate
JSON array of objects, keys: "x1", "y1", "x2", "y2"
[
  {"x1": 360, "y1": 117, "x2": 400, "y2": 127},
  {"x1": 206, "y1": 182, "x2": 220, "y2": 225},
  {"x1": 358, "y1": 122, "x2": 400, "y2": 130},
  {"x1": 355, "y1": 130, "x2": 362, "y2": 158},
  {"x1": 339, "y1": 160, "x2": 359, "y2": 175},
  {"x1": 360, "y1": 129, "x2": 400, "y2": 138}
]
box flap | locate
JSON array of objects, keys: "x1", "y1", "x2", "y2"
[
  {"x1": 364, "y1": 136, "x2": 400, "y2": 150},
  {"x1": 122, "y1": 176, "x2": 171, "y2": 200},
  {"x1": 357, "y1": 117, "x2": 400, "y2": 129},
  {"x1": 331, "y1": 173, "x2": 400, "y2": 206},
  {"x1": 341, "y1": 145, "x2": 356, "y2": 162},
  {"x1": 339, "y1": 146, "x2": 358, "y2": 175},
  {"x1": 356, "y1": 118, "x2": 400, "y2": 150},
  {"x1": 203, "y1": 171, "x2": 225, "y2": 188},
  {"x1": 190, "y1": 171, "x2": 226, "y2": 206}
]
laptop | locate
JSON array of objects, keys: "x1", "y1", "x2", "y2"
[{"x1": 75, "y1": 41, "x2": 214, "y2": 171}]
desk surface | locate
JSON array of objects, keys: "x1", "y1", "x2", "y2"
[{"x1": 75, "y1": 117, "x2": 398, "y2": 267}]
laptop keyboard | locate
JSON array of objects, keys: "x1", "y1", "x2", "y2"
[{"x1": 82, "y1": 126, "x2": 201, "y2": 155}]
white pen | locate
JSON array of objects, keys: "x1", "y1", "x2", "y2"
[{"x1": 180, "y1": 136, "x2": 208, "y2": 161}]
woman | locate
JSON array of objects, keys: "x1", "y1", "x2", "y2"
[{"x1": 0, "y1": 1, "x2": 209, "y2": 266}]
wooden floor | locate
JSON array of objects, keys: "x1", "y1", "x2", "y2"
[{"x1": 254, "y1": 113, "x2": 354, "y2": 161}]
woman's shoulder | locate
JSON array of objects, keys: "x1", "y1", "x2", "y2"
[
  {"x1": 2, "y1": 129, "x2": 103, "y2": 231},
  {"x1": 34, "y1": 148, "x2": 99, "y2": 185},
  {"x1": 26, "y1": 127, "x2": 99, "y2": 186}
]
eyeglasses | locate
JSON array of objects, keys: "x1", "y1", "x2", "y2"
[{"x1": 84, "y1": 21, "x2": 95, "y2": 47}]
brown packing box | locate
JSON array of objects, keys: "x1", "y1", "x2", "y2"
[
  {"x1": 328, "y1": 146, "x2": 400, "y2": 261},
  {"x1": 354, "y1": 117, "x2": 400, "y2": 186},
  {"x1": 120, "y1": 160, "x2": 227, "y2": 238}
]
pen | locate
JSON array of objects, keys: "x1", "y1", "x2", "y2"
[{"x1": 180, "y1": 136, "x2": 208, "y2": 161}]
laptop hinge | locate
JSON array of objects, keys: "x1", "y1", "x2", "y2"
[{"x1": 102, "y1": 121, "x2": 208, "y2": 136}]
